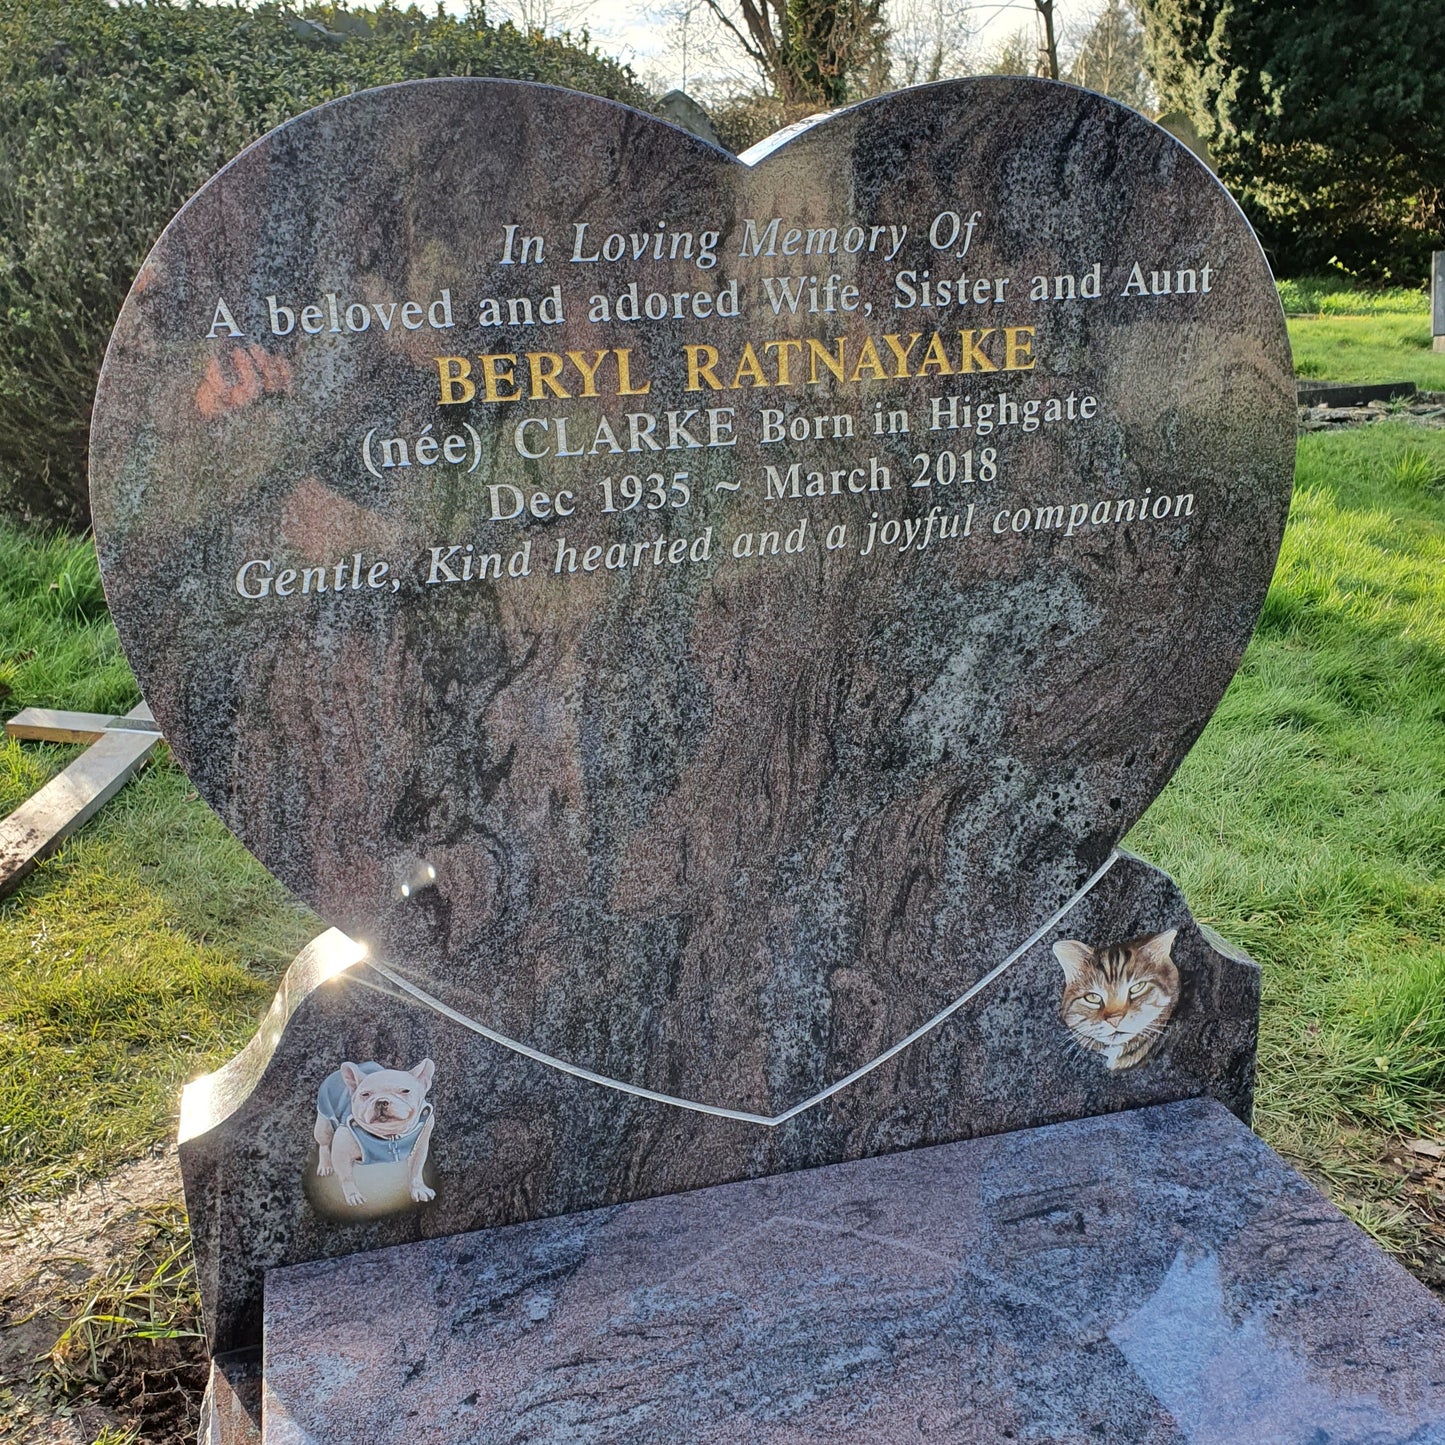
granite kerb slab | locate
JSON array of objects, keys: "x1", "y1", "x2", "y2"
[
  {"x1": 258, "y1": 1097, "x2": 1445, "y2": 1445},
  {"x1": 1295, "y1": 379, "x2": 1417, "y2": 407}
]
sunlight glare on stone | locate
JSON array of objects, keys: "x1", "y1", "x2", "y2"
[{"x1": 316, "y1": 929, "x2": 368, "y2": 983}]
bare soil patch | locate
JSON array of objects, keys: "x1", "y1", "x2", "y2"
[{"x1": 0, "y1": 1150, "x2": 207, "y2": 1445}]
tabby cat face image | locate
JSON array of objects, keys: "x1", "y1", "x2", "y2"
[{"x1": 1053, "y1": 929, "x2": 1179, "y2": 1071}]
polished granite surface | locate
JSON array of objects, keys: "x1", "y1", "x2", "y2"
[{"x1": 262, "y1": 1100, "x2": 1445, "y2": 1444}]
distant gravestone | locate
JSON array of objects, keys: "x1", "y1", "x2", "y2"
[
  {"x1": 1154, "y1": 108, "x2": 1216, "y2": 173},
  {"x1": 88, "y1": 77, "x2": 1445, "y2": 1442},
  {"x1": 1434, "y1": 250, "x2": 1444, "y2": 353},
  {"x1": 657, "y1": 88, "x2": 722, "y2": 147}
]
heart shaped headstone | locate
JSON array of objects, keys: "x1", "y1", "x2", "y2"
[{"x1": 91, "y1": 77, "x2": 1293, "y2": 1119}]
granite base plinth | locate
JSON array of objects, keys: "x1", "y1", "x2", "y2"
[
  {"x1": 259, "y1": 1099, "x2": 1445, "y2": 1444},
  {"x1": 180, "y1": 854, "x2": 1262, "y2": 1357}
]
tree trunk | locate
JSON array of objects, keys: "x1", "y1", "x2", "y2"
[{"x1": 1035, "y1": 0, "x2": 1060, "y2": 80}]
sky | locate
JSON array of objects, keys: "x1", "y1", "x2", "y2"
[{"x1": 473, "y1": 0, "x2": 1104, "y2": 101}]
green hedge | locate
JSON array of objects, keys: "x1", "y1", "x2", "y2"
[{"x1": 0, "y1": 0, "x2": 649, "y2": 528}]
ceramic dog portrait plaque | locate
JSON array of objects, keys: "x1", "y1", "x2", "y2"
[{"x1": 92, "y1": 77, "x2": 1292, "y2": 1121}]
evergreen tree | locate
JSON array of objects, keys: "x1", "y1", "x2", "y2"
[{"x1": 1136, "y1": 0, "x2": 1444, "y2": 280}]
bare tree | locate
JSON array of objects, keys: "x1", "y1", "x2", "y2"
[
  {"x1": 698, "y1": 0, "x2": 889, "y2": 107},
  {"x1": 1032, "y1": 0, "x2": 1060, "y2": 80},
  {"x1": 889, "y1": 0, "x2": 976, "y2": 87},
  {"x1": 641, "y1": 0, "x2": 757, "y2": 102},
  {"x1": 984, "y1": 24, "x2": 1037, "y2": 75},
  {"x1": 1067, "y1": 0, "x2": 1153, "y2": 110},
  {"x1": 655, "y1": 0, "x2": 1075, "y2": 112},
  {"x1": 980, "y1": 1, "x2": 1065, "y2": 81},
  {"x1": 486, "y1": 0, "x2": 603, "y2": 32}
]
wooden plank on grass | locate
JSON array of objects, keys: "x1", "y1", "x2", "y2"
[
  {"x1": 5, "y1": 702, "x2": 157, "y2": 744},
  {"x1": 0, "y1": 704, "x2": 161, "y2": 898}
]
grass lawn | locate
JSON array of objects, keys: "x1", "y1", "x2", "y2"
[
  {"x1": 0, "y1": 529, "x2": 316, "y2": 1204},
  {"x1": 1281, "y1": 276, "x2": 1445, "y2": 391},
  {"x1": 1130, "y1": 422, "x2": 1445, "y2": 1263},
  {"x1": 1, "y1": 423, "x2": 1443, "y2": 1282}
]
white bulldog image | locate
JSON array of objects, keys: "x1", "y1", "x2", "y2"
[{"x1": 314, "y1": 1059, "x2": 436, "y2": 1207}]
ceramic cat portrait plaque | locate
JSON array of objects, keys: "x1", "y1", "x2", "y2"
[{"x1": 92, "y1": 77, "x2": 1294, "y2": 1125}]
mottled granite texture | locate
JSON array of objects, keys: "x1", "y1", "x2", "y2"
[
  {"x1": 90, "y1": 78, "x2": 1295, "y2": 1118},
  {"x1": 261, "y1": 1098, "x2": 1445, "y2": 1445},
  {"x1": 180, "y1": 850, "x2": 1259, "y2": 1355}
]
